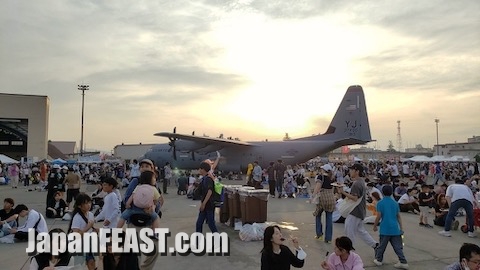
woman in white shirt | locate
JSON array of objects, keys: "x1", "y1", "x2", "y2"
[
  {"x1": 68, "y1": 193, "x2": 97, "y2": 270},
  {"x1": 398, "y1": 188, "x2": 420, "y2": 214}
]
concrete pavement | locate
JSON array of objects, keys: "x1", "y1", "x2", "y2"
[{"x1": 0, "y1": 179, "x2": 468, "y2": 270}]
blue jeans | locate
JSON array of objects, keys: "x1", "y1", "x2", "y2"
[
  {"x1": 375, "y1": 235, "x2": 407, "y2": 263},
  {"x1": 196, "y1": 209, "x2": 218, "y2": 233},
  {"x1": 276, "y1": 179, "x2": 284, "y2": 195},
  {"x1": 445, "y1": 199, "x2": 473, "y2": 232},
  {"x1": 315, "y1": 210, "x2": 333, "y2": 242}
]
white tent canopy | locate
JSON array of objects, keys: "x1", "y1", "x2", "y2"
[
  {"x1": 0, "y1": 154, "x2": 19, "y2": 163},
  {"x1": 408, "y1": 155, "x2": 431, "y2": 162}
]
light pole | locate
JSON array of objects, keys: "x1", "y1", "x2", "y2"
[
  {"x1": 78, "y1": 84, "x2": 89, "y2": 156},
  {"x1": 435, "y1": 118, "x2": 440, "y2": 155}
]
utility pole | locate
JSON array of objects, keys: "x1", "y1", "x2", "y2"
[
  {"x1": 78, "y1": 84, "x2": 89, "y2": 156},
  {"x1": 435, "y1": 118, "x2": 440, "y2": 155}
]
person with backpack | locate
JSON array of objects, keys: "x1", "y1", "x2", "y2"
[
  {"x1": 9, "y1": 204, "x2": 48, "y2": 241},
  {"x1": 195, "y1": 161, "x2": 218, "y2": 233},
  {"x1": 68, "y1": 193, "x2": 97, "y2": 270},
  {"x1": 94, "y1": 177, "x2": 121, "y2": 229},
  {"x1": 116, "y1": 170, "x2": 161, "y2": 229}
]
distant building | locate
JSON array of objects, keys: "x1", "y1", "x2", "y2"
[
  {"x1": 113, "y1": 143, "x2": 157, "y2": 161},
  {"x1": 434, "y1": 136, "x2": 480, "y2": 160},
  {"x1": 404, "y1": 144, "x2": 433, "y2": 154}
]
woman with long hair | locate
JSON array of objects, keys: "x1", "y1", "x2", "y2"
[
  {"x1": 261, "y1": 225, "x2": 306, "y2": 270},
  {"x1": 321, "y1": 236, "x2": 364, "y2": 270},
  {"x1": 29, "y1": 228, "x2": 72, "y2": 269},
  {"x1": 313, "y1": 164, "x2": 336, "y2": 243},
  {"x1": 68, "y1": 193, "x2": 97, "y2": 270}
]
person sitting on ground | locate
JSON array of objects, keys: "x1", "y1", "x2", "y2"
[
  {"x1": 117, "y1": 170, "x2": 161, "y2": 229},
  {"x1": 11, "y1": 204, "x2": 48, "y2": 241},
  {"x1": 321, "y1": 236, "x2": 364, "y2": 270},
  {"x1": 29, "y1": 228, "x2": 72, "y2": 270},
  {"x1": 397, "y1": 188, "x2": 420, "y2": 214},
  {"x1": 177, "y1": 172, "x2": 188, "y2": 195},
  {"x1": 46, "y1": 191, "x2": 68, "y2": 219},
  {"x1": 394, "y1": 183, "x2": 408, "y2": 201},
  {"x1": 364, "y1": 191, "x2": 381, "y2": 224},
  {"x1": 285, "y1": 179, "x2": 296, "y2": 198},
  {"x1": 261, "y1": 225, "x2": 306, "y2": 270},
  {"x1": 445, "y1": 243, "x2": 480, "y2": 270},
  {"x1": 0, "y1": 198, "x2": 18, "y2": 237},
  {"x1": 97, "y1": 231, "x2": 139, "y2": 270}
]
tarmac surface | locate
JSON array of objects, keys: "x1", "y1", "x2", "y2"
[{"x1": 0, "y1": 177, "x2": 471, "y2": 270}]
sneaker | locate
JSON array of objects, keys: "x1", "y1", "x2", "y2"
[
  {"x1": 325, "y1": 240, "x2": 331, "y2": 244},
  {"x1": 394, "y1": 262, "x2": 409, "y2": 269},
  {"x1": 373, "y1": 259, "x2": 383, "y2": 266},
  {"x1": 452, "y1": 220, "x2": 460, "y2": 231},
  {"x1": 314, "y1": 235, "x2": 324, "y2": 240},
  {"x1": 438, "y1": 230, "x2": 452, "y2": 237},
  {"x1": 374, "y1": 242, "x2": 379, "y2": 250},
  {"x1": 424, "y1": 224, "x2": 433, "y2": 228},
  {"x1": 468, "y1": 232, "x2": 476, "y2": 238}
]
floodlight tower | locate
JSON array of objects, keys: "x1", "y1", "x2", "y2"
[
  {"x1": 435, "y1": 118, "x2": 440, "y2": 155},
  {"x1": 78, "y1": 84, "x2": 89, "y2": 156},
  {"x1": 396, "y1": 120, "x2": 403, "y2": 152}
]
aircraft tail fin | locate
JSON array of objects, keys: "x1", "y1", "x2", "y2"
[{"x1": 296, "y1": 85, "x2": 372, "y2": 144}]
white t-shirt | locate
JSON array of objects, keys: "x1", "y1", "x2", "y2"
[
  {"x1": 390, "y1": 164, "x2": 399, "y2": 177},
  {"x1": 71, "y1": 211, "x2": 95, "y2": 233},
  {"x1": 398, "y1": 193, "x2": 415, "y2": 204},
  {"x1": 402, "y1": 164, "x2": 410, "y2": 175},
  {"x1": 446, "y1": 184, "x2": 475, "y2": 204},
  {"x1": 18, "y1": 209, "x2": 48, "y2": 234}
]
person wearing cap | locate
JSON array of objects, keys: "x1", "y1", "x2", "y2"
[
  {"x1": 95, "y1": 177, "x2": 121, "y2": 228},
  {"x1": 124, "y1": 159, "x2": 155, "y2": 205},
  {"x1": 321, "y1": 236, "x2": 364, "y2": 270},
  {"x1": 313, "y1": 164, "x2": 336, "y2": 243},
  {"x1": 373, "y1": 185, "x2": 409, "y2": 269},
  {"x1": 337, "y1": 163, "x2": 378, "y2": 251}
]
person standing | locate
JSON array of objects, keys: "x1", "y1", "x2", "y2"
[
  {"x1": 373, "y1": 185, "x2": 409, "y2": 269},
  {"x1": 8, "y1": 163, "x2": 20, "y2": 189},
  {"x1": 266, "y1": 162, "x2": 276, "y2": 198},
  {"x1": 195, "y1": 161, "x2": 218, "y2": 233},
  {"x1": 439, "y1": 179, "x2": 477, "y2": 238},
  {"x1": 274, "y1": 160, "x2": 287, "y2": 198},
  {"x1": 64, "y1": 167, "x2": 81, "y2": 209},
  {"x1": 338, "y1": 164, "x2": 378, "y2": 250},
  {"x1": 313, "y1": 164, "x2": 336, "y2": 243},
  {"x1": 95, "y1": 177, "x2": 121, "y2": 229},
  {"x1": 252, "y1": 161, "x2": 263, "y2": 189},
  {"x1": 163, "y1": 162, "x2": 172, "y2": 194}
]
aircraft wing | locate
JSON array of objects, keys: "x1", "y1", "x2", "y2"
[{"x1": 154, "y1": 132, "x2": 254, "y2": 147}]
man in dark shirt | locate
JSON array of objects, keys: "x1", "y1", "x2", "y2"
[
  {"x1": 274, "y1": 160, "x2": 287, "y2": 198},
  {"x1": 0, "y1": 198, "x2": 18, "y2": 237},
  {"x1": 195, "y1": 161, "x2": 218, "y2": 233}
]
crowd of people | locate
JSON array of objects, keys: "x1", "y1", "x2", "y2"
[{"x1": 0, "y1": 157, "x2": 479, "y2": 269}]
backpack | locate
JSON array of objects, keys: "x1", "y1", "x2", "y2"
[
  {"x1": 133, "y1": 184, "x2": 154, "y2": 209},
  {"x1": 202, "y1": 177, "x2": 225, "y2": 207}
]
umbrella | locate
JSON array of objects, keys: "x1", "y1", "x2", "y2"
[{"x1": 51, "y1": 158, "x2": 67, "y2": 164}]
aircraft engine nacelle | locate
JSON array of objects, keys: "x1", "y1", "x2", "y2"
[
  {"x1": 196, "y1": 144, "x2": 224, "y2": 154},
  {"x1": 174, "y1": 140, "x2": 205, "y2": 153}
]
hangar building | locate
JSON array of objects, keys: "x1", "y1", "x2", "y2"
[{"x1": 0, "y1": 93, "x2": 49, "y2": 160}]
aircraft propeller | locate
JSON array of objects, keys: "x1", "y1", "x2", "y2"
[{"x1": 167, "y1": 127, "x2": 177, "y2": 160}]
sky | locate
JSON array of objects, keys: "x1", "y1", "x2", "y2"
[{"x1": 1, "y1": 0, "x2": 479, "y2": 153}]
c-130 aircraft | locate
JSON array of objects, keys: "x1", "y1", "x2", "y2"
[{"x1": 143, "y1": 85, "x2": 372, "y2": 172}]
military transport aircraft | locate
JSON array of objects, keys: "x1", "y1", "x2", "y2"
[{"x1": 143, "y1": 85, "x2": 372, "y2": 172}]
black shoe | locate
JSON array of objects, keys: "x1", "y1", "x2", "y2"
[{"x1": 374, "y1": 243, "x2": 379, "y2": 250}]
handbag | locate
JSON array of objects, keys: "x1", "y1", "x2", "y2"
[{"x1": 338, "y1": 197, "x2": 362, "y2": 218}]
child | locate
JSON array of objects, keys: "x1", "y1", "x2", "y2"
[
  {"x1": 117, "y1": 170, "x2": 160, "y2": 229},
  {"x1": 285, "y1": 179, "x2": 295, "y2": 198},
  {"x1": 94, "y1": 177, "x2": 121, "y2": 228},
  {"x1": 68, "y1": 193, "x2": 97, "y2": 270},
  {"x1": 418, "y1": 184, "x2": 434, "y2": 228},
  {"x1": 373, "y1": 185, "x2": 409, "y2": 269},
  {"x1": 46, "y1": 191, "x2": 68, "y2": 218}
]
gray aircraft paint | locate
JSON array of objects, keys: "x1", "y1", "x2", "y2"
[{"x1": 143, "y1": 85, "x2": 371, "y2": 172}]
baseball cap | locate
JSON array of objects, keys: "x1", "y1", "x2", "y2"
[
  {"x1": 139, "y1": 159, "x2": 154, "y2": 167},
  {"x1": 53, "y1": 164, "x2": 61, "y2": 169},
  {"x1": 321, "y1": 164, "x2": 333, "y2": 172}
]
